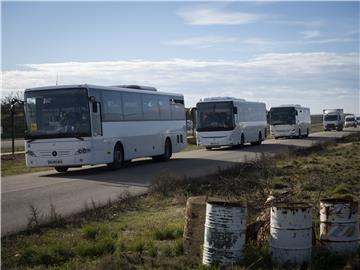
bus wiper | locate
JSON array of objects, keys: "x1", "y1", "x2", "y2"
[{"x1": 73, "y1": 134, "x2": 84, "y2": 141}]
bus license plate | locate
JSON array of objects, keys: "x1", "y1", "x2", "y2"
[{"x1": 48, "y1": 160, "x2": 63, "y2": 165}]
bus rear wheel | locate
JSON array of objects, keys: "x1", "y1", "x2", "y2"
[
  {"x1": 108, "y1": 143, "x2": 123, "y2": 170},
  {"x1": 55, "y1": 166, "x2": 69, "y2": 173},
  {"x1": 251, "y1": 132, "x2": 262, "y2": 145},
  {"x1": 304, "y1": 128, "x2": 309, "y2": 137},
  {"x1": 153, "y1": 139, "x2": 172, "y2": 161}
]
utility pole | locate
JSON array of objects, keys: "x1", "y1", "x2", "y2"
[{"x1": 9, "y1": 98, "x2": 24, "y2": 158}]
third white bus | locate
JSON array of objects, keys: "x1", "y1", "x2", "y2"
[
  {"x1": 269, "y1": 105, "x2": 311, "y2": 139},
  {"x1": 196, "y1": 97, "x2": 267, "y2": 150}
]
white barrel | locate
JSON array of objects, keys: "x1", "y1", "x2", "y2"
[
  {"x1": 270, "y1": 203, "x2": 312, "y2": 265},
  {"x1": 202, "y1": 201, "x2": 247, "y2": 266},
  {"x1": 320, "y1": 198, "x2": 359, "y2": 255}
]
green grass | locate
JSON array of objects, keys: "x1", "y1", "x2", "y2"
[
  {"x1": 1, "y1": 145, "x2": 25, "y2": 153},
  {"x1": 2, "y1": 133, "x2": 360, "y2": 269},
  {"x1": 1, "y1": 154, "x2": 51, "y2": 177},
  {"x1": 182, "y1": 143, "x2": 204, "y2": 152}
]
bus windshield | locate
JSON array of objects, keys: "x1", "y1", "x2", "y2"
[
  {"x1": 270, "y1": 107, "x2": 296, "y2": 125},
  {"x1": 196, "y1": 102, "x2": 235, "y2": 131},
  {"x1": 324, "y1": 114, "x2": 338, "y2": 121},
  {"x1": 24, "y1": 88, "x2": 91, "y2": 139}
]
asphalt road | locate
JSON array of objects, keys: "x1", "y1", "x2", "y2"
[{"x1": 2, "y1": 128, "x2": 359, "y2": 236}]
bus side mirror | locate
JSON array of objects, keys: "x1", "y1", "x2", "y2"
[
  {"x1": 295, "y1": 111, "x2": 298, "y2": 116},
  {"x1": 92, "y1": 102, "x2": 98, "y2": 113},
  {"x1": 233, "y1": 107, "x2": 238, "y2": 114}
]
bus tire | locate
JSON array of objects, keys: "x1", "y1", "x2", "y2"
[
  {"x1": 55, "y1": 166, "x2": 69, "y2": 173},
  {"x1": 251, "y1": 131, "x2": 262, "y2": 145},
  {"x1": 206, "y1": 147, "x2": 212, "y2": 150},
  {"x1": 108, "y1": 143, "x2": 124, "y2": 170},
  {"x1": 153, "y1": 138, "x2": 172, "y2": 161},
  {"x1": 304, "y1": 128, "x2": 309, "y2": 137},
  {"x1": 240, "y1": 133, "x2": 245, "y2": 147}
]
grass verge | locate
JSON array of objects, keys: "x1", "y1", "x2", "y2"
[{"x1": 1, "y1": 154, "x2": 51, "y2": 177}]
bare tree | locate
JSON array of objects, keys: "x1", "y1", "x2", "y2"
[{"x1": 1, "y1": 91, "x2": 24, "y2": 106}]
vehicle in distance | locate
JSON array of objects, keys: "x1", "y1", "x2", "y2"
[
  {"x1": 195, "y1": 97, "x2": 267, "y2": 150},
  {"x1": 345, "y1": 114, "x2": 357, "y2": 128},
  {"x1": 323, "y1": 109, "x2": 344, "y2": 131},
  {"x1": 24, "y1": 84, "x2": 187, "y2": 172},
  {"x1": 269, "y1": 105, "x2": 311, "y2": 139},
  {"x1": 356, "y1": 116, "x2": 360, "y2": 125}
]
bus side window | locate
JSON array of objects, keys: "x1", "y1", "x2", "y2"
[{"x1": 159, "y1": 96, "x2": 171, "y2": 120}]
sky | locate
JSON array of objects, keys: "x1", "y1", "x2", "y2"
[{"x1": 1, "y1": 1, "x2": 359, "y2": 114}]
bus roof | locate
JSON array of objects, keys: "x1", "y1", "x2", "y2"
[
  {"x1": 271, "y1": 104, "x2": 310, "y2": 110},
  {"x1": 198, "y1": 96, "x2": 266, "y2": 106},
  {"x1": 24, "y1": 84, "x2": 183, "y2": 98},
  {"x1": 200, "y1": 97, "x2": 246, "y2": 102}
]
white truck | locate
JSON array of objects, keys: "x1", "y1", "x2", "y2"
[
  {"x1": 269, "y1": 105, "x2": 311, "y2": 139},
  {"x1": 323, "y1": 109, "x2": 344, "y2": 131}
]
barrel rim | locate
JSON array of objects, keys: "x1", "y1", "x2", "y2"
[
  {"x1": 320, "y1": 198, "x2": 357, "y2": 205},
  {"x1": 206, "y1": 199, "x2": 246, "y2": 207},
  {"x1": 187, "y1": 196, "x2": 221, "y2": 205},
  {"x1": 271, "y1": 202, "x2": 312, "y2": 209}
]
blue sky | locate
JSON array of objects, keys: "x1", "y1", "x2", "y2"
[{"x1": 2, "y1": 1, "x2": 359, "y2": 113}]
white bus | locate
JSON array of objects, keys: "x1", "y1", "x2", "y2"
[
  {"x1": 269, "y1": 105, "x2": 311, "y2": 139},
  {"x1": 24, "y1": 84, "x2": 187, "y2": 172},
  {"x1": 196, "y1": 97, "x2": 267, "y2": 150}
]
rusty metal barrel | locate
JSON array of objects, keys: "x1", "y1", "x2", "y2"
[
  {"x1": 320, "y1": 198, "x2": 359, "y2": 255},
  {"x1": 183, "y1": 196, "x2": 208, "y2": 257},
  {"x1": 202, "y1": 200, "x2": 247, "y2": 266},
  {"x1": 270, "y1": 203, "x2": 312, "y2": 265}
]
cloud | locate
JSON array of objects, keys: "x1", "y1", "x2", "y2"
[
  {"x1": 177, "y1": 7, "x2": 262, "y2": 25},
  {"x1": 301, "y1": 30, "x2": 321, "y2": 39},
  {"x1": 166, "y1": 36, "x2": 238, "y2": 48},
  {"x1": 243, "y1": 36, "x2": 354, "y2": 47},
  {"x1": 2, "y1": 52, "x2": 359, "y2": 113},
  {"x1": 271, "y1": 19, "x2": 325, "y2": 27}
]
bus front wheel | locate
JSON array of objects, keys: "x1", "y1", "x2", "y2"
[
  {"x1": 108, "y1": 143, "x2": 124, "y2": 170},
  {"x1": 55, "y1": 166, "x2": 69, "y2": 173}
]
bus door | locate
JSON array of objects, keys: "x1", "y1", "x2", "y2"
[{"x1": 90, "y1": 99, "x2": 104, "y2": 163}]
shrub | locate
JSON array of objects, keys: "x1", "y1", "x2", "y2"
[
  {"x1": 172, "y1": 239, "x2": 183, "y2": 256},
  {"x1": 76, "y1": 237, "x2": 115, "y2": 258},
  {"x1": 153, "y1": 224, "x2": 183, "y2": 240},
  {"x1": 147, "y1": 241, "x2": 157, "y2": 257},
  {"x1": 20, "y1": 243, "x2": 73, "y2": 266},
  {"x1": 129, "y1": 239, "x2": 145, "y2": 253}
]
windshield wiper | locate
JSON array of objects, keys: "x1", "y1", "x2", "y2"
[{"x1": 74, "y1": 134, "x2": 84, "y2": 141}]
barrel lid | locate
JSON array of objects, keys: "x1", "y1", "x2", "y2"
[
  {"x1": 271, "y1": 202, "x2": 312, "y2": 209},
  {"x1": 187, "y1": 196, "x2": 221, "y2": 205},
  {"x1": 207, "y1": 199, "x2": 246, "y2": 207},
  {"x1": 320, "y1": 198, "x2": 356, "y2": 204}
]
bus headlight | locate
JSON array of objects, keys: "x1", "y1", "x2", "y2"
[
  {"x1": 26, "y1": 150, "x2": 36, "y2": 157},
  {"x1": 76, "y1": 148, "x2": 91, "y2": 155}
]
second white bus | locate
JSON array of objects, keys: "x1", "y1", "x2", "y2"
[
  {"x1": 269, "y1": 105, "x2": 311, "y2": 139},
  {"x1": 196, "y1": 97, "x2": 267, "y2": 150},
  {"x1": 24, "y1": 84, "x2": 187, "y2": 172}
]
